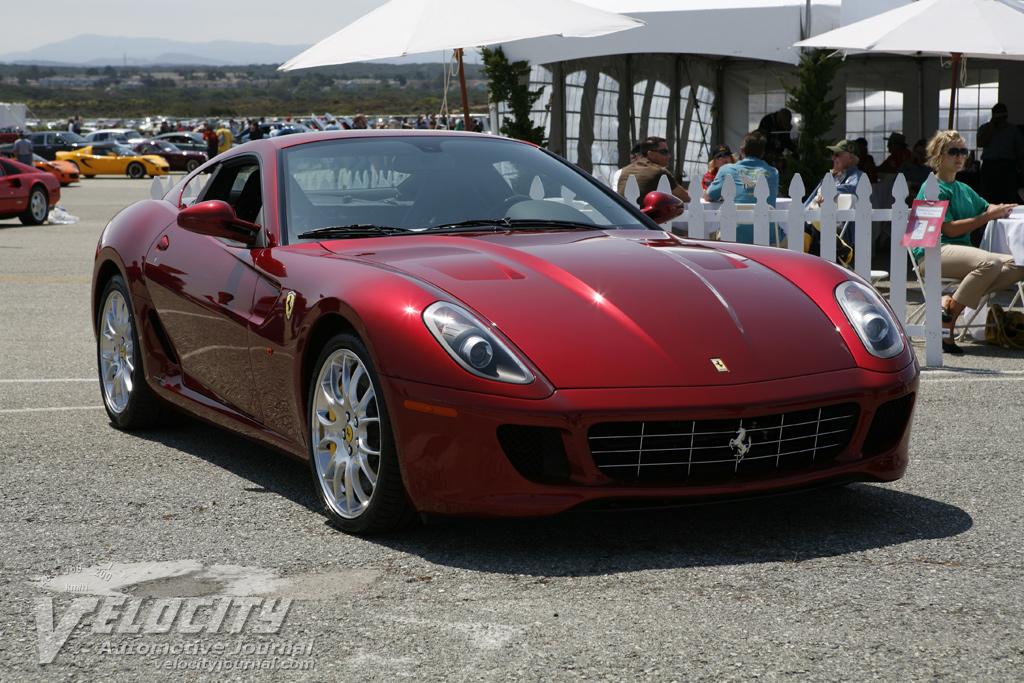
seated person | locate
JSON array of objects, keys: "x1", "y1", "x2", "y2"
[
  {"x1": 897, "y1": 138, "x2": 931, "y2": 199},
  {"x1": 912, "y1": 129, "x2": 1023, "y2": 354},
  {"x1": 856, "y1": 137, "x2": 879, "y2": 183},
  {"x1": 703, "y1": 130, "x2": 783, "y2": 246},
  {"x1": 879, "y1": 132, "x2": 912, "y2": 173},
  {"x1": 805, "y1": 138, "x2": 864, "y2": 211},
  {"x1": 616, "y1": 136, "x2": 691, "y2": 205},
  {"x1": 702, "y1": 144, "x2": 736, "y2": 190}
]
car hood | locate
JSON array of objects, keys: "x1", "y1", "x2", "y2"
[{"x1": 327, "y1": 230, "x2": 856, "y2": 388}]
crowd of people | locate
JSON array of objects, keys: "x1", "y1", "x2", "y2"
[{"x1": 612, "y1": 104, "x2": 1024, "y2": 354}]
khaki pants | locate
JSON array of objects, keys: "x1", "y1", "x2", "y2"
[{"x1": 920, "y1": 243, "x2": 1024, "y2": 309}]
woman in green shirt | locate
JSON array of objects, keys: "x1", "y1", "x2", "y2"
[{"x1": 915, "y1": 130, "x2": 1022, "y2": 353}]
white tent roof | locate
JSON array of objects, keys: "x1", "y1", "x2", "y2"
[{"x1": 499, "y1": 0, "x2": 842, "y2": 66}]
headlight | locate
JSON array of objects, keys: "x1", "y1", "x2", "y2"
[
  {"x1": 834, "y1": 280, "x2": 905, "y2": 359},
  {"x1": 423, "y1": 302, "x2": 534, "y2": 384}
]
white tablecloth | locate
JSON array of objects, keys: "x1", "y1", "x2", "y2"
[{"x1": 981, "y1": 206, "x2": 1024, "y2": 265}]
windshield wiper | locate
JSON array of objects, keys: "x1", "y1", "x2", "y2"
[
  {"x1": 298, "y1": 224, "x2": 412, "y2": 239},
  {"x1": 423, "y1": 218, "x2": 598, "y2": 232}
]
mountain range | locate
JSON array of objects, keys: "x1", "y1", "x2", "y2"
[{"x1": 0, "y1": 34, "x2": 446, "y2": 68}]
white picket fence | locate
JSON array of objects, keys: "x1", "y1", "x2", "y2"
[{"x1": 621, "y1": 171, "x2": 949, "y2": 367}]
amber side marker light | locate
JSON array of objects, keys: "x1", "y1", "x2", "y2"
[{"x1": 403, "y1": 400, "x2": 458, "y2": 418}]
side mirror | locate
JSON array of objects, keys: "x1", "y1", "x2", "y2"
[
  {"x1": 640, "y1": 191, "x2": 684, "y2": 225},
  {"x1": 177, "y1": 200, "x2": 260, "y2": 246}
]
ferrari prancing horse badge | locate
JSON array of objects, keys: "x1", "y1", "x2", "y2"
[{"x1": 285, "y1": 291, "x2": 296, "y2": 320}]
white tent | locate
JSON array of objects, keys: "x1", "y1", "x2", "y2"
[{"x1": 499, "y1": 0, "x2": 843, "y2": 67}]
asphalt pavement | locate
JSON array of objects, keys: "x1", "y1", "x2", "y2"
[{"x1": 2, "y1": 176, "x2": 1024, "y2": 682}]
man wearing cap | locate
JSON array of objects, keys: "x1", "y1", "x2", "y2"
[
  {"x1": 879, "y1": 132, "x2": 912, "y2": 173},
  {"x1": 804, "y1": 138, "x2": 864, "y2": 211},
  {"x1": 12, "y1": 130, "x2": 33, "y2": 165},
  {"x1": 977, "y1": 103, "x2": 1024, "y2": 204},
  {"x1": 615, "y1": 136, "x2": 691, "y2": 205},
  {"x1": 703, "y1": 131, "x2": 782, "y2": 245}
]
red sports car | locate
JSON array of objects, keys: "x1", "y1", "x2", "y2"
[
  {"x1": 131, "y1": 140, "x2": 207, "y2": 173},
  {"x1": 0, "y1": 156, "x2": 61, "y2": 225},
  {"x1": 91, "y1": 131, "x2": 918, "y2": 534}
]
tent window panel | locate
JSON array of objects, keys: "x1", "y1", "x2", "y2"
[
  {"x1": 564, "y1": 70, "x2": 587, "y2": 165},
  {"x1": 940, "y1": 69, "x2": 999, "y2": 152},
  {"x1": 592, "y1": 73, "x2": 620, "y2": 186},
  {"x1": 681, "y1": 84, "x2": 715, "y2": 186},
  {"x1": 633, "y1": 79, "x2": 670, "y2": 140},
  {"x1": 526, "y1": 65, "x2": 554, "y2": 141},
  {"x1": 846, "y1": 88, "x2": 904, "y2": 161}
]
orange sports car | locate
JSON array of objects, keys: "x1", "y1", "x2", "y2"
[{"x1": 30, "y1": 153, "x2": 80, "y2": 186}]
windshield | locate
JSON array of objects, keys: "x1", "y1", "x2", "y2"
[{"x1": 281, "y1": 136, "x2": 650, "y2": 244}]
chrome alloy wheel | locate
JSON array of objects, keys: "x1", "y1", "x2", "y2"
[
  {"x1": 98, "y1": 289, "x2": 136, "y2": 414},
  {"x1": 28, "y1": 188, "x2": 48, "y2": 223},
  {"x1": 311, "y1": 349, "x2": 381, "y2": 519}
]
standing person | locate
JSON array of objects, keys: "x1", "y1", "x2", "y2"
[
  {"x1": 201, "y1": 124, "x2": 219, "y2": 160},
  {"x1": 215, "y1": 122, "x2": 233, "y2": 155},
  {"x1": 12, "y1": 130, "x2": 33, "y2": 165},
  {"x1": 757, "y1": 108, "x2": 798, "y2": 167},
  {"x1": 977, "y1": 103, "x2": 1024, "y2": 204},
  {"x1": 248, "y1": 120, "x2": 264, "y2": 140},
  {"x1": 615, "y1": 136, "x2": 691, "y2": 204},
  {"x1": 912, "y1": 129, "x2": 1023, "y2": 354},
  {"x1": 703, "y1": 131, "x2": 783, "y2": 245},
  {"x1": 702, "y1": 144, "x2": 736, "y2": 190}
]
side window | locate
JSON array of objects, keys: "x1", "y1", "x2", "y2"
[{"x1": 200, "y1": 160, "x2": 263, "y2": 226}]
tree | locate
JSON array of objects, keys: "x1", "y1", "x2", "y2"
[
  {"x1": 480, "y1": 46, "x2": 544, "y2": 145},
  {"x1": 779, "y1": 49, "x2": 844, "y2": 196}
]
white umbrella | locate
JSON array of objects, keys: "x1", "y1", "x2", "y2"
[
  {"x1": 279, "y1": 0, "x2": 644, "y2": 129},
  {"x1": 794, "y1": 0, "x2": 1024, "y2": 128}
]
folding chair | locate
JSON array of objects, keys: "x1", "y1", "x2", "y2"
[{"x1": 906, "y1": 247, "x2": 1024, "y2": 341}]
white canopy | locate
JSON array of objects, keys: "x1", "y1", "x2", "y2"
[
  {"x1": 279, "y1": 0, "x2": 644, "y2": 70},
  {"x1": 499, "y1": 0, "x2": 842, "y2": 66},
  {"x1": 795, "y1": 0, "x2": 1024, "y2": 60}
]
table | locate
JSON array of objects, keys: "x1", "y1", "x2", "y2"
[{"x1": 981, "y1": 206, "x2": 1024, "y2": 265}]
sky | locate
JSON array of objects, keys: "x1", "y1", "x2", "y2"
[{"x1": 3, "y1": 0, "x2": 478, "y2": 62}]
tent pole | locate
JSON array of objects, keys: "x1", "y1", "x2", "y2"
[
  {"x1": 457, "y1": 48, "x2": 472, "y2": 131},
  {"x1": 948, "y1": 52, "x2": 961, "y2": 130}
]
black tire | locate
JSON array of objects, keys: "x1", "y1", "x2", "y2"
[
  {"x1": 127, "y1": 162, "x2": 145, "y2": 179},
  {"x1": 96, "y1": 274, "x2": 167, "y2": 429},
  {"x1": 19, "y1": 186, "x2": 48, "y2": 225},
  {"x1": 308, "y1": 332, "x2": 416, "y2": 534},
  {"x1": 185, "y1": 159, "x2": 201, "y2": 173}
]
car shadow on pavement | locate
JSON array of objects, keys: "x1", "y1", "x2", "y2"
[
  {"x1": 130, "y1": 416, "x2": 972, "y2": 576},
  {"x1": 376, "y1": 485, "x2": 973, "y2": 576}
]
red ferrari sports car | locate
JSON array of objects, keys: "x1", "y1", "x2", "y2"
[
  {"x1": 0, "y1": 156, "x2": 61, "y2": 225},
  {"x1": 92, "y1": 131, "x2": 918, "y2": 534}
]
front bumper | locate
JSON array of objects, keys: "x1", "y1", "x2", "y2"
[{"x1": 381, "y1": 362, "x2": 918, "y2": 517}]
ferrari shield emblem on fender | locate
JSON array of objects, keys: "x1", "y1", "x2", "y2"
[
  {"x1": 711, "y1": 358, "x2": 728, "y2": 372},
  {"x1": 285, "y1": 291, "x2": 296, "y2": 320}
]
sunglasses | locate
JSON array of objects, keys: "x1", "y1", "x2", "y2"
[
  {"x1": 714, "y1": 153, "x2": 731, "y2": 160},
  {"x1": 653, "y1": 148, "x2": 671, "y2": 155},
  {"x1": 945, "y1": 147, "x2": 970, "y2": 157}
]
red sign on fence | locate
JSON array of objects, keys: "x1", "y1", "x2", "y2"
[{"x1": 901, "y1": 200, "x2": 948, "y2": 248}]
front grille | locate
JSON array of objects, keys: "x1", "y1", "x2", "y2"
[{"x1": 589, "y1": 403, "x2": 859, "y2": 483}]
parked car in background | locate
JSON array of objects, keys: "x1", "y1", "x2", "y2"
[
  {"x1": 131, "y1": 141, "x2": 206, "y2": 173},
  {"x1": 0, "y1": 156, "x2": 60, "y2": 225},
  {"x1": 149, "y1": 131, "x2": 207, "y2": 154},
  {"x1": 0, "y1": 127, "x2": 24, "y2": 144},
  {"x1": 85, "y1": 129, "x2": 147, "y2": 147},
  {"x1": 56, "y1": 143, "x2": 169, "y2": 178},
  {"x1": 235, "y1": 121, "x2": 312, "y2": 143},
  {"x1": 27, "y1": 153, "x2": 80, "y2": 185},
  {"x1": 0, "y1": 131, "x2": 90, "y2": 161},
  {"x1": 91, "y1": 130, "x2": 919, "y2": 535}
]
